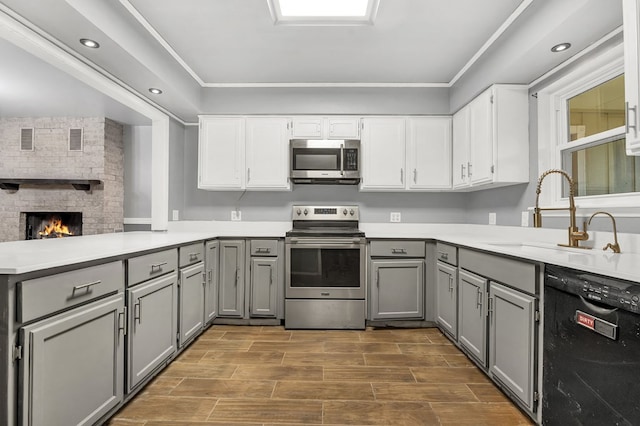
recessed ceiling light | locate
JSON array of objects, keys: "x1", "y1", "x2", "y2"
[
  {"x1": 79, "y1": 38, "x2": 100, "y2": 49},
  {"x1": 551, "y1": 43, "x2": 571, "y2": 53},
  {"x1": 268, "y1": 0, "x2": 379, "y2": 25},
  {"x1": 148, "y1": 88, "x2": 163, "y2": 95}
]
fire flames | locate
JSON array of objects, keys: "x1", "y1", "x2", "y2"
[{"x1": 39, "y1": 218, "x2": 73, "y2": 238}]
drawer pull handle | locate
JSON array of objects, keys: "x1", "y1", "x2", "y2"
[
  {"x1": 321, "y1": 292, "x2": 330, "y2": 296},
  {"x1": 256, "y1": 248, "x2": 271, "y2": 253},
  {"x1": 150, "y1": 262, "x2": 167, "y2": 272},
  {"x1": 391, "y1": 248, "x2": 407, "y2": 254},
  {"x1": 72, "y1": 280, "x2": 101, "y2": 293},
  {"x1": 189, "y1": 253, "x2": 199, "y2": 261},
  {"x1": 134, "y1": 300, "x2": 142, "y2": 324},
  {"x1": 438, "y1": 251, "x2": 449, "y2": 260}
]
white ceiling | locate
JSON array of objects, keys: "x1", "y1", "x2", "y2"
[{"x1": 0, "y1": 0, "x2": 624, "y2": 123}]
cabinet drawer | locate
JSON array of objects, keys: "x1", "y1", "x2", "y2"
[
  {"x1": 250, "y1": 239, "x2": 278, "y2": 256},
  {"x1": 179, "y1": 242, "x2": 204, "y2": 267},
  {"x1": 18, "y1": 261, "x2": 124, "y2": 323},
  {"x1": 370, "y1": 240, "x2": 425, "y2": 257},
  {"x1": 128, "y1": 248, "x2": 178, "y2": 287},
  {"x1": 459, "y1": 248, "x2": 538, "y2": 295},
  {"x1": 436, "y1": 242, "x2": 457, "y2": 266}
]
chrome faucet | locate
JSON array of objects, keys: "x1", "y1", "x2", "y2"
[
  {"x1": 587, "y1": 211, "x2": 621, "y2": 253},
  {"x1": 533, "y1": 169, "x2": 590, "y2": 249}
]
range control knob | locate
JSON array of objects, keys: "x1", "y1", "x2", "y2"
[
  {"x1": 350, "y1": 209, "x2": 355, "y2": 216},
  {"x1": 296, "y1": 209, "x2": 301, "y2": 216},
  {"x1": 633, "y1": 295, "x2": 639, "y2": 302},
  {"x1": 304, "y1": 209, "x2": 308, "y2": 216},
  {"x1": 343, "y1": 209, "x2": 348, "y2": 215}
]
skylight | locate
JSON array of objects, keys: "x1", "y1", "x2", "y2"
[{"x1": 268, "y1": 0, "x2": 379, "y2": 25}]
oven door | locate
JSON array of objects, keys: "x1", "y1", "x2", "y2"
[{"x1": 285, "y1": 237, "x2": 365, "y2": 299}]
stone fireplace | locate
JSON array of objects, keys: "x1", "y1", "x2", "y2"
[{"x1": 0, "y1": 117, "x2": 124, "y2": 242}]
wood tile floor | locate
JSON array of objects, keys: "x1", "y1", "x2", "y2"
[{"x1": 108, "y1": 325, "x2": 534, "y2": 425}]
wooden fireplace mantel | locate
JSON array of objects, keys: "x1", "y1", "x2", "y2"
[{"x1": 0, "y1": 178, "x2": 102, "y2": 191}]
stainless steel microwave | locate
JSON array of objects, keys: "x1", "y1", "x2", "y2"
[{"x1": 290, "y1": 139, "x2": 360, "y2": 184}]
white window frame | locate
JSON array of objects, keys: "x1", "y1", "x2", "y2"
[{"x1": 536, "y1": 42, "x2": 640, "y2": 217}]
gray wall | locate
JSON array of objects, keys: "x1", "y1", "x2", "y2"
[{"x1": 123, "y1": 125, "x2": 152, "y2": 219}]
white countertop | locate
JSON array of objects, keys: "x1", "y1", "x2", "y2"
[{"x1": 0, "y1": 221, "x2": 638, "y2": 283}]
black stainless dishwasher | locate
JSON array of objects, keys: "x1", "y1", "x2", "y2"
[{"x1": 543, "y1": 264, "x2": 640, "y2": 425}]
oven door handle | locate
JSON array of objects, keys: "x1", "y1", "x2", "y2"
[{"x1": 287, "y1": 238, "x2": 363, "y2": 245}]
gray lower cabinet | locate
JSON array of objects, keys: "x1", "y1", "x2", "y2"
[
  {"x1": 458, "y1": 269, "x2": 487, "y2": 367},
  {"x1": 204, "y1": 240, "x2": 219, "y2": 324},
  {"x1": 488, "y1": 281, "x2": 537, "y2": 411},
  {"x1": 370, "y1": 259, "x2": 424, "y2": 319},
  {"x1": 435, "y1": 261, "x2": 457, "y2": 338},
  {"x1": 249, "y1": 257, "x2": 278, "y2": 317},
  {"x1": 219, "y1": 240, "x2": 246, "y2": 317},
  {"x1": 20, "y1": 293, "x2": 125, "y2": 426},
  {"x1": 178, "y1": 262, "x2": 205, "y2": 347},
  {"x1": 127, "y1": 272, "x2": 177, "y2": 392}
]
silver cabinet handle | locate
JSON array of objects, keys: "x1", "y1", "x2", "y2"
[
  {"x1": 413, "y1": 169, "x2": 417, "y2": 183},
  {"x1": 461, "y1": 164, "x2": 466, "y2": 179},
  {"x1": 256, "y1": 247, "x2": 271, "y2": 254},
  {"x1": 247, "y1": 168, "x2": 251, "y2": 182},
  {"x1": 189, "y1": 253, "x2": 199, "y2": 261},
  {"x1": 468, "y1": 162, "x2": 473, "y2": 177},
  {"x1": 376, "y1": 269, "x2": 380, "y2": 287},
  {"x1": 72, "y1": 280, "x2": 101, "y2": 294},
  {"x1": 438, "y1": 251, "x2": 449, "y2": 260},
  {"x1": 150, "y1": 261, "x2": 167, "y2": 273},
  {"x1": 118, "y1": 307, "x2": 127, "y2": 336},
  {"x1": 391, "y1": 248, "x2": 407, "y2": 254},
  {"x1": 235, "y1": 267, "x2": 239, "y2": 286},
  {"x1": 207, "y1": 269, "x2": 213, "y2": 282},
  {"x1": 400, "y1": 168, "x2": 404, "y2": 184},
  {"x1": 476, "y1": 289, "x2": 483, "y2": 309},
  {"x1": 134, "y1": 300, "x2": 142, "y2": 324},
  {"x1": 487, "y1": 297, "x2": 493, "y2": 320},
  {"x1": 269, "y1": 265, "x2": 273, "y2": 286},
  {"x1": 448, "y1": 276, "x2": 454, "y2": 292}
]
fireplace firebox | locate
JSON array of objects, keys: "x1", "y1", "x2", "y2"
[{"x1": 24, "y1": 212, "x2": 82, "y2": 240}]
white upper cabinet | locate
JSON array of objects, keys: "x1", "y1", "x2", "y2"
[
  {"x1": 198, "y1": 116, "x2": 290, "y2": 191},
  {"x1": 291, "y1": 116, "x2": 360, "y2": 139},
  {"x1": 451, "y1": 84, "x2": 529, "y2": 190},
  {"x1": 407, "y1": 116, "x2": 452, "y2": 190},
  {"x1": 245, "y1": 117, "x2": 290, "y2": 190},
  {"x1": 360, "y1": 117, "x2": 406, "y2": 190},
  {"x1": 198, "y1": 117, "x2": 244, "y2": 190},
  {"x1": 624, "y1": 0, "x2": 640, "y2": 155}
]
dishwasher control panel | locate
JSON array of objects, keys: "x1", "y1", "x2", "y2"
[{"x1": 546, "y1": 265, "x2": 640, "y2": 313}]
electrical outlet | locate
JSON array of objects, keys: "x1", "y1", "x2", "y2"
[
  {"x1": 231, "y1": 210, "x2": 241, "y2": 221},
  {"x1": 390, "y1": 212, "x2": 401, "y2": 223},
  {"x1": 172, "y1": 210, "x2": 179, "y2": 221},
  {"x1": 521, "y1": 211, "x2": 529, "y2": 227},
  {"x1": 489, "y1": 212, "x2": 497, "y2": 225}
]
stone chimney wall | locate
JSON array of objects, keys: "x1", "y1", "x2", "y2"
[{"x1": 0, "y1": 117, "x2": 124, "y2": 242}]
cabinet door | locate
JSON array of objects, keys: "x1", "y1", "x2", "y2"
[
  {"x1": 198, "y1": 117, "x2": 244, "y2": 190},
  {"x1": 452, "y1": 106, "x2": 470, "y2": 189},
  {"x1": 407, "y1": 117, "x2": 452, "y2": 190},
  {"x1": 435, "y1": 261, "x2": 457, "y2": 338},
  {"x1": 128, "y1": 272, "x2": 177, "y2": 391},
  {"x1": 204, "y1": 240, "x2": 219, "y2": 324},
  {"x1": 361, "y1": 118, "x2": 406, "y2": 190},
  {"x1": 624, "y1": 0, "x2": 640, "y2": 154},
  {"x1": 245, "y1": 117, "x2": 290, "y2": 190},
  {"x1": 219, "y1": 240, "x2": 245, "y2": 317},
  {"x1": 458, "y1": 269, "x2": 487, "y2": 367},
  {"x1": 489, "y1": 281, "x2": 537, "y2": 411},
  {"x1": 370, "y1": 259, "x2": 424, "y2": 320},
  {"x1": 291, "y1": 117, "x2": 323, "y2": 138},
  {"x1": 327, "y1": 117, "x2": 360, "y2": 139},
  {"x1": 20, "y1": 293, "x2": 124, "y2": 426},
  {"x1": 178, "y1": 262, "x2": 205, "y2": 347},
  {"x1": 468, "y1": 89, "x2": 494, "y2": 186},
  {"x1": 250, "y1": 257, "x2": 278, "y2": 317}
]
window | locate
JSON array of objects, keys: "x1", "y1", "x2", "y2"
[
  {"x1": 536, "y1": 41, "x2": 640, "y2": 214},
  {"x1": 561, "y1": 75, "x2": 640, "y2": 197}
]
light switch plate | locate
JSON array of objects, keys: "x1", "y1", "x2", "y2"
[
  {"x1": 521, "y1": 211, "x2": 529, "y2": 227},
  {"x1": 172, "y1": 210, "x2": 179, "y2": 221},
  {"x1": 231, "y1": 210, "x2": 241, "y2": 221},
  {"x1": 489, "y1": 212, "x2": 497, "y2": 225},
  {"x1": 390, "y1": 212, "x2": 401, "y2": 222}
]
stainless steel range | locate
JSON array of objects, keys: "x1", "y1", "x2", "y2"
[{"x1": 285, "y1": 205, "x2": 366, "y2": 329}]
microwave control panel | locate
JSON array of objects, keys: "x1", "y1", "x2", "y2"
[{"x1": 344, "y1": 149, "x2": 358, "y2": 171}]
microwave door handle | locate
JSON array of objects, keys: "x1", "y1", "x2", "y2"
[{"x1": 340, "y1": 143, "x2": 345, "y2": 176}]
